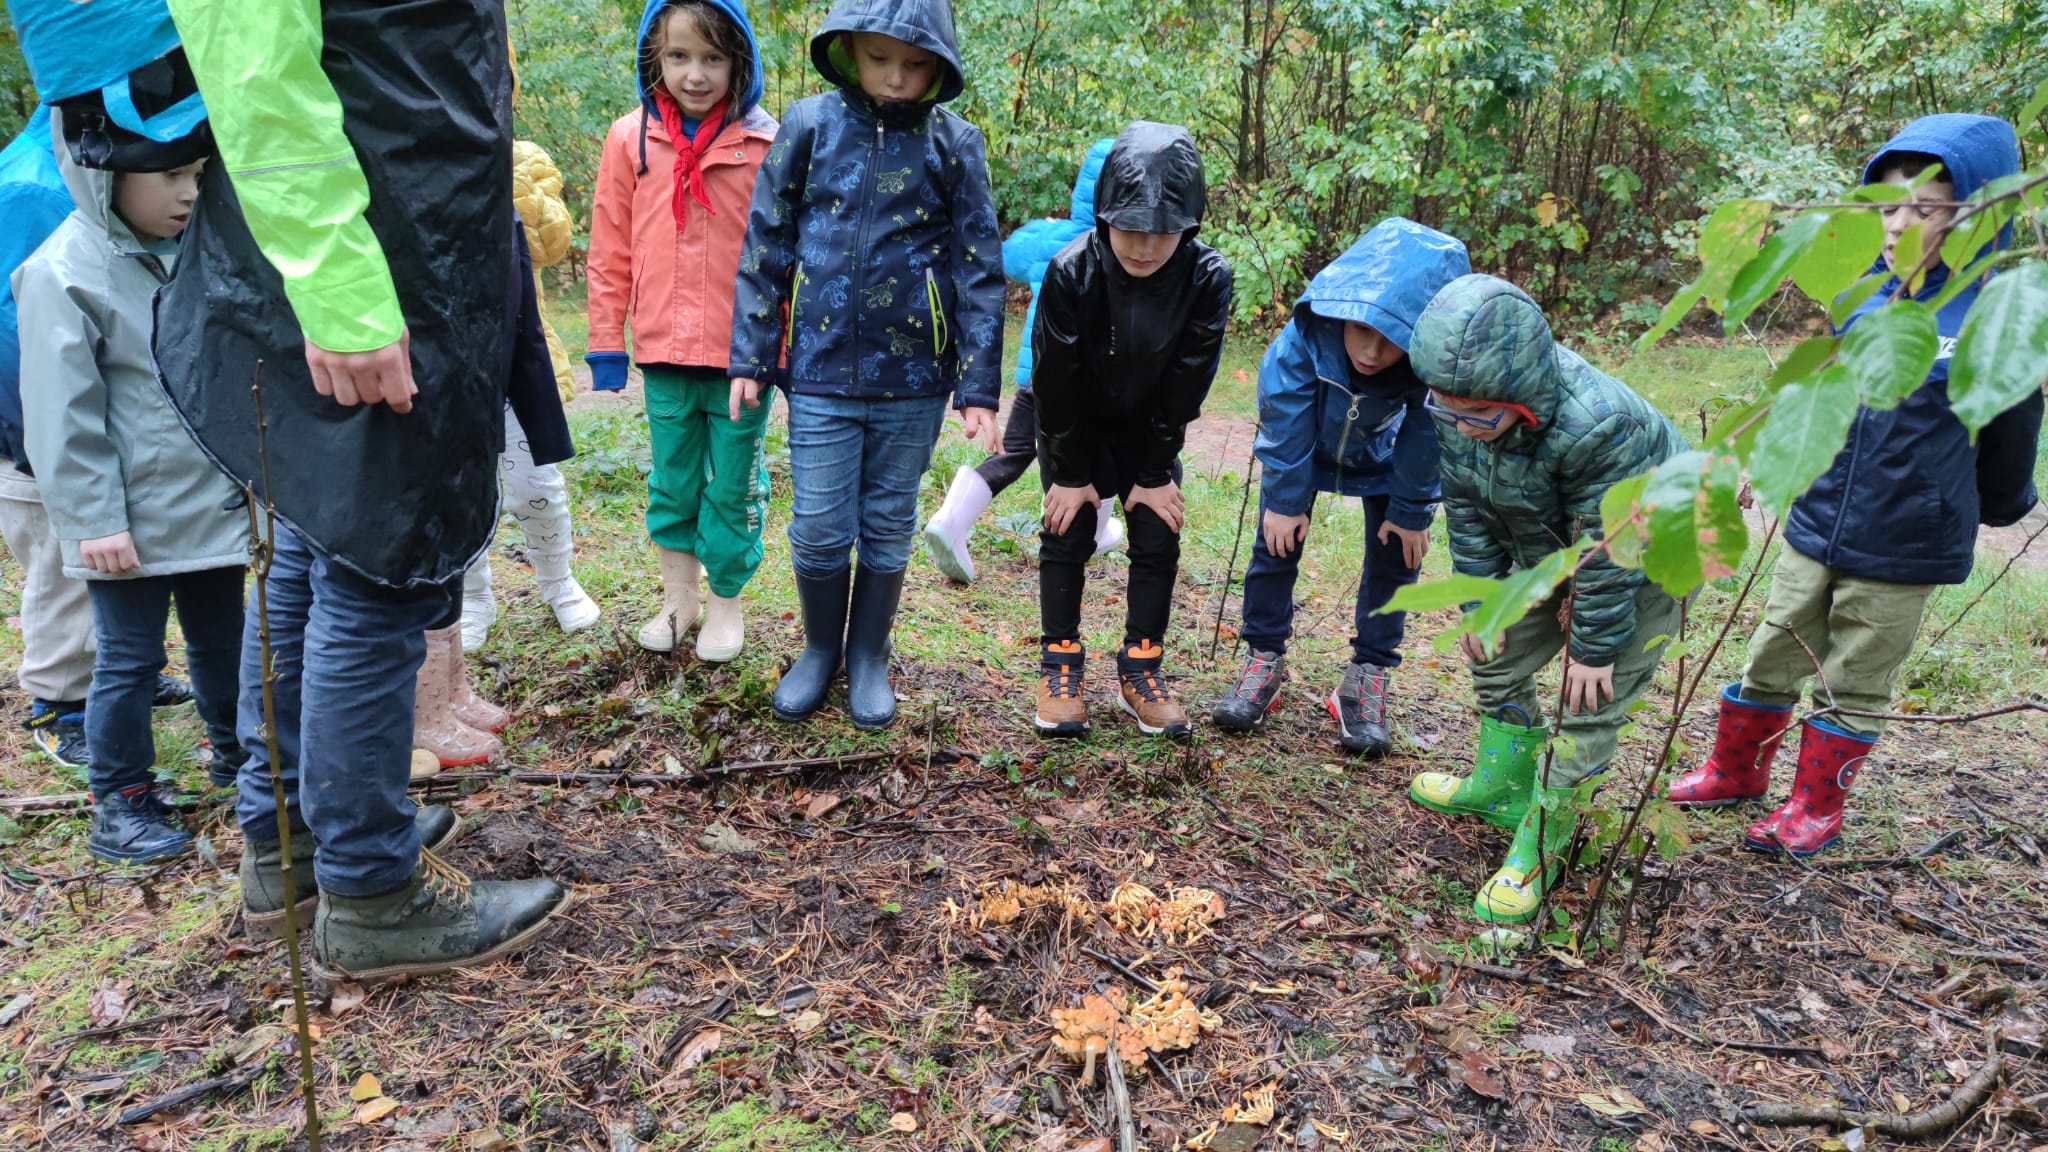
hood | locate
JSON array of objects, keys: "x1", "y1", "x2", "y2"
[
  {"x1": 14, "y1": 0, "x2": 210, "y2": 171},
  {"x1": 1094, "y1": 121, "x2": 1206, "y2": 235},
  {"x1": 1862, "y1": 113, "x2": 2020, "y2": 274},
  {"x1": 1068, "y1": 138, "x2": 1115, "y2": 228},
  {"x1": 47, "y1": 108, "x2": 156, "y2": 255},
  {"x1": 1411, "y1": 274, "x2": 1563, "y2": 428},
  {"x1": 1300, "y1": 217, "x2": 1470, "y2": 352},
  {"x1": 811, "y1": 0, "x2": 965, "y2": 105},
  {"x1": 636, "y1": 0, "x2": 766, "y2": 123}
]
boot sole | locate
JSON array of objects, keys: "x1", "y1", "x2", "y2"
[
  {"x1": 1116, "y1": 694, "x2": 1190, "y2": 739},
  {"x1": 695, "y1": 640, "x2": 744, "y2": 663},
  {"x1": 244, "y1": 816, "x2": 468, "y2": 942},
  {"x1": 1742, "y1": 833, "x2": 1837, "y2": 857},
  {"x1": 88, "y1": 840, "x2": 195, "y2": 866},
  {"x1": 922, "y1": 525, "x2": 975, "y2": 584},
  {"x1": 1035, "y1": 716, "x2": 1090, "y2": 738},
  {"x1": 636, "y1": 607, "x2": 704, "y2": 653},
  {"x1": 312, "y1": 887, "x2": 575, "y2": 985}
]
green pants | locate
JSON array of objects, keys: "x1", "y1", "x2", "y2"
[
  {"x1": 1469, "y1": 583, "x2": 1683, "y2": 786},
  {"x1": 643, "y1": 366, "x2": 772, "y2": 598},
  {"x1": 1740, "y1": 545, "x2": 1932, "y2": 739}
]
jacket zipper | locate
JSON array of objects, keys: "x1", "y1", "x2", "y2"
[
  {"x1": 1483, "y1": 445, "x2": 1509, "y2": 566},
  {"x1": 855, "y1": 118, "x2": 883, "y2": 385},
  {"x1": 1331, "y1": 386, "x2": 1361, "y2": 494},
  {"x1": 1827, "y1": 410, "x2": 1863, "y2": 564},
  {"x1": 925, "y1": 267, "x2": 948, "y2": 356}
]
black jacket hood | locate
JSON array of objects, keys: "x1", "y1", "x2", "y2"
[{"x1": 1094, "y1": 121, "x2": 1206, "y2": 236}]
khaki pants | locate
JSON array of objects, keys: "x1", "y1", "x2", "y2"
[
  {"x1": 0, "y1": 464, "x2": 96, "y2": 703},
  {"x1": 1469, "y1": 583, "x2": 1684, "y2": 786},
  {"x1": 1740, "y1": 545, "x2": 1932, "y2": 739}
]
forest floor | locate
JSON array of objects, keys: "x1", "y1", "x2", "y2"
[{"x1": 2, "y1": 318, "x2": 2045, "y2": 1152}]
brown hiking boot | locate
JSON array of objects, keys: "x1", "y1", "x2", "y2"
[
  {"x1": 241, "y1": 807, "x2": 465, "y2": 942},
  {"x1": 312, "y1": 848, "x2": 570, "y2": 984},
  {"x1": 1116, "y1": 641, "x2": 1190, "y2": 738},
  {"x1": 1035, "y1": 640, "x2": 1089, "y2": 738}
]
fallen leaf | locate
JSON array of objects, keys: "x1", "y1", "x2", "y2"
[
  {"x1": 1448, "y1": 1053, "x2": 1507, "y2": 1099},
  {"x1": 1610, "y1": 1087, "x2": 1650, "y2": 1114},
  {"x1": 888, "y1": 1112, "x2": 918, "y2": 1133},
  {"x1": 1635, "y1": 1134, "x2": 1667, "y2": 1152},
  {"x1": 590, "y1": 747, "x2": 618, "y2": 769},
  {"x1": 1820, "y1": 1036, "x2": 1853, "y2": 1063},
  {"x1": 1299, "y1": 914, "x2": 1326, "y2": 931},
  {"x1": 663, "y1": 754, "x2": 685, "y2": 776},
  {"x1": 1521, "y1": 1032, "x2": 1577, "y2": 1058},
  {"x1": 0, "y1": 994, "x2": 31, "y2": 1027},
  {"x1": 1892, "y1": 1092, "x2": 1912, "y2": 1113},
  {"x1": 789, "y1": 1009, "x2": 824, "y2": 1035},
  {"x1": 1580, "y1": 1092, "x2": 1635, "y2": 1117},
  {"x1": 330, "y1": 982, "x2": 368, "y2": 1018},
  {"x1": 87, "y1": 982, "x2": 129, "y2": 1029},
  {"x1": 353, "y1": 1096, "x2": 400, "y2": 1123},
  {"x1": 1796, "y1": 987, "x2": 1833, "y2": 1021},
  {"x1": 1688, "y1": 1120, "x2": 1720, "y2": 1136},
  {"x1": 677, "y1": 1028, "x2": 722, "y2": 1070},
  {"x1": 805, "y1": 793, "x2": 842, "y2": 820},
  {"x1": 350, "y1": 1073, "x2": 382, "y2": 1102},
  {"x1": 1071, "y1": 1140, "x2": 1113, "y2": 1152}
]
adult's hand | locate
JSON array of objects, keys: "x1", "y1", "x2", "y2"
[
  {"x1": 81, "y1": 531, "x2": 140, "y2": 574},
  {"x1": 305, "y1": 328, "x2": 415, "y2": 413},
  {"x1": 1127, "y1": 480, "x2": 1186, "y2": 534},
  {"x1": 1263, "y1": 509, "x2": 1310, "y2": 557},
  {"x1": 731, "y1": 377, "x2": 762, "y2": 422},
  {"x1": 960, "y1": 406, "x2": 1000, "y2": 453},
  {"x1": 1043, "y1": 483, "x2": 1101, "y2": 537}
]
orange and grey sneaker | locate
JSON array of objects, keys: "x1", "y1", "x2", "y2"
[
  {"x1": 1115, "y1": 640, "x2": 1190, "y2": 738},
  {"x1": 1036, "y1": 640, "x2": 1090, "y2": 738}
]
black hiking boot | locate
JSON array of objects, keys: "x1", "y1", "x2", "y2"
[
  {"x1": 844, "y1": 565, "x2": 906, "y2": 730},
  {"x1": 1327, "y1": 660, "x2": 1394, "y2": 757},
  {"x1": 199, "y1": 740, "x2": 251, "y2": 789},
  {"x1": 152, "y1": 673, "x2": 193, "y2": 709},
  {"x1": 313, "y1": 849, "x2": 571, "y2": 984},
  {"x1": 773, "y1": 567, "x2": 851, "y2": 722},
  {"x1": 1211, "y1": 649, "x2": 1286, "y2": 732},
  {"x1": 241, "y1": 807, "x2": 465, "y2": 941},
  {"x1": 89, "y1": 784, "x2": 194, "y2": 865}
]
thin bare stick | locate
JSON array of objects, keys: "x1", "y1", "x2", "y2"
[
  {"x1": 1921, "y1": 516, "x2": 2048, "y2": 651},
  {"x1": 1210, "y1": 452, "x2": 1259, "y2": 665}
]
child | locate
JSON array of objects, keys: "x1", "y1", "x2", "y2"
[
  {"x1": 1403, "y1": 274, "x2": 1687, "y2": 924},
  {"x1": 1030, "y1": 121, "x2": 1233, "y2": 740},
  {"x1": 1212, "y1": 218, "x2": 1469, "y2": 755},
  {"x1": 589, "y1": 0, "x2": 777, "y2": 663},
  {"x1": 730, "y1": 0, "x2": 1006, "y2": 730},
  {"x1": 1667, "y1": 114, "x2": 2042, "y2": 855},
  {"x1": 14, "y1": 143, "x2": 249, "y2": 865},
  {"x1": 922, "y1": 137, "x2": 1122, "y2": 583},
  {"x1": 460, "y1": 137, "x2": 602, "y2": 647}
]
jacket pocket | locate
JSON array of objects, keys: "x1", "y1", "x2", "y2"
[{"x1": 924, "y1": 267, "x2": 950, "y2": 356}]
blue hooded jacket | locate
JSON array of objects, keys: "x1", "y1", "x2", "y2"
[
  {"x1": 1001, "y1": 138, "x2": 1112, "y2": 387},
  {"x1": 0, "y1": 106, "x2": 77, "y2": 473},
  {"x1": 1786, "y1": 114, "x2": 2043, "y2": 586},
  {"x1": 728, "y1": 0, "x2": 1007, "y2": 410},
  {"x1": 1253, "y1": 218, "x2": 1471, "y2": 525},
  {"x1": 632, "y1": 0, "x2": 765, "y2": 155}
]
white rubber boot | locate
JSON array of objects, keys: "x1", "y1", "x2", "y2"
[
  {"x1": 460, "y1": 558, "x2": 497, "y2": 650},
  {"x1": 637, "y1": 549, "x2": 703, "y2": 652},
  {"x1": 922, "y1": 466, "x2": 991, "y2": 584},
  {"x1": 1092, "y1": 512, "x2": 1127, "y2": 559},
  {"x1": 505, "y1": 452, "x2": 599, "y2": 633},
  {"x1": 697, "y1": 593, "x2": 745, "y2": 663}
]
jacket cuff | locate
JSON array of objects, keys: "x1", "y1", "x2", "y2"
[
  {"x1": 585, "y1": 352, "x2": 630, "y2": 393},
  {"x1": 1386, "y1": 500, "x2": 1435, "y2": 531}
]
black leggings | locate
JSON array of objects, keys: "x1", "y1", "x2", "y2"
[
  {"x1": 1039, "y1": 446, "x2": 1181, "y2": 650},
  {"x1": 973, "y1": 390, "x2": 1040, "y2": 494}
]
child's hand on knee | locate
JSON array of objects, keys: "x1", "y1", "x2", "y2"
[
  {"x1": 1376, "y1": 521, "x2": 1430, "y2": 569},
  {"x1": 1043, "y1": 483, "x2": 1101, "y2": 535},
  {"x1": 1127, "y1": 481, "x2": 1185, "y2": 533},
  {"x1": 1459, "y1": 631, "x2": 1492, "y2": 663},
  {"x1": 1564, "y1": 662, "x2": 1615, "y2": 714},
  {"x1": 729, "y1": 378, "x2": 762, "y2": 422},
  {"x1": 1263, "y1": 510, "x2": 1310, "y2": 557}
]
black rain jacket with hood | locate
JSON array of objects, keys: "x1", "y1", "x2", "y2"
[{"x1": 1031, "y1": 121, "x2": 1233, "y2": 490}]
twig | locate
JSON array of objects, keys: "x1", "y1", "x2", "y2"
[
  {"x1": 1814, "y1": 699, "x2": 2047, "y2": 726},
  {"x1": 1103, "y1": 1017, "x2": 1138, "y2": 1152},
  {"x1": 1210, "y1": 451, "x2": 1259, "y2": 665},
  {"x1": 1744, "y1": 1030, "x2": 2005, "y2": 1136},
  {"x1": 1081, "y1": 947, "x2": 1163, "y2": 994},
  {"x1": 118, "y1": 1055, "x2": 272, "y2": 1125},
  {"x1": 1445, "y1": 959, "x2": 1590, "y2": 996},
  {"x1": 44, "y1": 1004, "x2": 218, "y2": 1052},
  {"x1": 1921, "y1": 515, "x2": 2048, "y2": 650},
  {"x1": 1810, "y1": 829, "x2": 1966, "y2": 870}
]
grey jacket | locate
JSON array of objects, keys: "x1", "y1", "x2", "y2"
[{"x1": 12, "y1": 147, "x2": 248, "y2": 580}]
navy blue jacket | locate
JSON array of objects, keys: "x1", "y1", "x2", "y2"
[
  {"x1": 1787, "y1": 114, "x2": 2043, "y2": 586},
  {"x1": 728, "y1": 0, "x2": 1005, "y2": 410},
  {"x1": 1253, "y1": 217, "x2": 1469, "y2": 524}
]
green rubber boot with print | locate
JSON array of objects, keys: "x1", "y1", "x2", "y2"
[
  {"x1": 1472, "y1": 776, "x2": 1599, "y2": 924},
  {"x1": 1408, "y1": 712, "x2": 1547, "y2": 829}
]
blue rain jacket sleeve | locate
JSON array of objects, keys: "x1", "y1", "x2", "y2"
[
  {"x1": 948, "y1": 127, "x2": 1006, "y2": 412},
  {"x1": 0, "y1": 108, "x2": 76, "y2": 472},
  {"x1": 1253, "y1": 320, "x2": 1318, "y2": 517},
  {"x1": 1385, "y1": 390, "x2": 1440, "y2": 531},
  {"x1": 728, "y1": 102, "x2": 814, "y2": 384}
]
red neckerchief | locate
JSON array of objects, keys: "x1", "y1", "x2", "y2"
[{"x1": 652, "y1": 88, "x2": 726, "y2": 230}]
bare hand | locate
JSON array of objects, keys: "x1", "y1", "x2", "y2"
[
  {"x1": 1043, "y1": 483, "x2": 1102, "y2": 537},
  {"x1": 960, "y1": 406, "x2": 1000, "y2": 453},
  {"x1": 1377, "y1": 521, "x2": 1431, "y2": 569},
  {"x1": 730, "y1": 377, "x2": 762, "y2": 422},
  {"x1": 81, "y1": 531, "x2": 140, "y2": 574},
  {"x1": 1563, "y1": 662, "x2": 1616, "y2": 714},
  {"x1": 1263, "y1": 509, "x2": 1310, "y2": 557},
  {"x1": 305, "y1": 329, "x2": 415, "y2": 413},
  {"x1": 1459, "y1": 631, "x2": 1493, "y2": 663},
  {"x1": 1127, "y1": 480, "x2": 1186, "y2": 534}
]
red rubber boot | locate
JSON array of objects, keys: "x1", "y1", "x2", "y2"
[
  {"x1": 1743, "y1": 719, "x2": 1874, "y2": 857},
  {"x1": 1666, "y1": 685, "x2": 1793, "y2": 807}
]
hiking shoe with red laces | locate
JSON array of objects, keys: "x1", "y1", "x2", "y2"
[
  {"x1": 1211, "y1": 649, "x2": 1286, "y2": 732},
  {"x1": 1035, "y1": 640, "x2": 1090, "y2": 738},
  {"x1": 1116, "y1": 641, "x2": 1190, "y2": 738},
  {"x1": 1667, "y1": 685, "x2": 1792, "y2": 806},
  {"x1": 1327, "y1": 660, "x2": 1393, "y2": 756}
]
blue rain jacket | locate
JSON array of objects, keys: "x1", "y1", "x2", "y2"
[
  {"x1": 0, "y1": 106, "x2": 77, "y2": 472},
  {"x1": 728, "y1": 0, "x2": 1006, "y2": 410},
  {"x1": 1001, "y1": 138, "x2": 1112, "y2": 387},
  {"x1": 1787, "y1": 114, "x2": 2043, "y2": 586},
  {"x1": 1253, "y1": 218, "x2": 1470, "y2": 524}
]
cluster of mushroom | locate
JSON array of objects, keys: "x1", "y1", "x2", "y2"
[
  {"x1": 947, "y1": 878, "x2": 1093, "y2": 929},
  {"x1": 1048, "y1": 969, "x2": 1221, "y2": 1084},
  {"x1": 1106, "y1": 882, "x2": 1227, "y2": 945}
]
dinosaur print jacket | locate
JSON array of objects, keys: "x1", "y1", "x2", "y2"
[{"x1": 728, "y1": 0, "x2": 1005, "y2": 410}]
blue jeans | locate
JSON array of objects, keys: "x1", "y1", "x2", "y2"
[
  {"x1": 1239, "y1": 492, "x2": 1418, "y2": 667},
  {"x1": 785, "y1": 392, "x2": 949, "y2": 577},
  {"x1": 84, "y1": 567, "x2": 244, "y2": 797},
  {"x1": 234, "y1": 526, "x2": 453, "y2": 897}
]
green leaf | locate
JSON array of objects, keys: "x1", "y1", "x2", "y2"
[
  {"x1": 1790, "y1": 209, "x2": 1883, "y2": 306},
  {"x1": 1598, "y1": 472, "x2": 1652, "y2": 570},
  {"x1": 1641, "y1": 451, "x2": 1706, "y2": 595},
  {"x1": 1846, "y1": 182, "x2": 1908, "y2": 205},
  {"x1": 1462, "y1": 543, "x2": 1587, "y2": 649},
  {"x1": 1750, "y1": 364, "x2": 1859, "y2": 514},
  {"x1": 1724, "y1": 212, "x2": 1828, "y2": 332},
  {"x1": 1894, "y1": 222, "x2": 1928, "y2": 294},
  {"x1": 2017, "y1": 75, "x2": 2048, "y2": 140},
  {"x1": 1837, "y1": 300, "x2": 1938, "y2": 409},
  {"x1": 1695, "y1": 199, "x2": 1774, "y2": 305},
  {"x1": 1768, "y1": 335, "x2": 1840, "y2": 389},
  {"x1": 1695, "y1": 450, "x2": 1747, "y2": 581},
  {"x1": 1940, "y1": 198, "x2": 2015, "y2": 277},
  {"x1": 1381, "y1": 573, "x2": 1504, "y2": 615},
  {"x1": 1950, "y1": 261, "x2": 2048, "y2": 435},
  {"x1": 1704, "y1": 396, "x2": 1770, "y2": 465},
  {"x1": 1636, "y1": 283, "x2": 1703, "y2": 348},
  {"x1": 1830, "y1": 272, "x2": 1891, "y2": 326}
]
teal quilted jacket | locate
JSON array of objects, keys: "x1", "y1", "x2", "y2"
[{"x1": 1412, "y1": 275, "x2": 1688, "y2": 665}]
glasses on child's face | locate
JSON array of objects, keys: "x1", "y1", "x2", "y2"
[{"x1": 1423, "y1": 391, "x2": 1510, "y2": 429}]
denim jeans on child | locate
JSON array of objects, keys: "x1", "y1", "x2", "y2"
[
  {"x1": 83, "y1": 566, "x2": 244, "y2": 797},
  {"x1": 1239, "y1": 492, "x2": 1419, "y2": 667},
  {"x1": 234, "y1": 525, "x2": 453, "y2": 898},
  {"x1": 785, "y1": 393, "x2": 950, "y2": 578}
]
